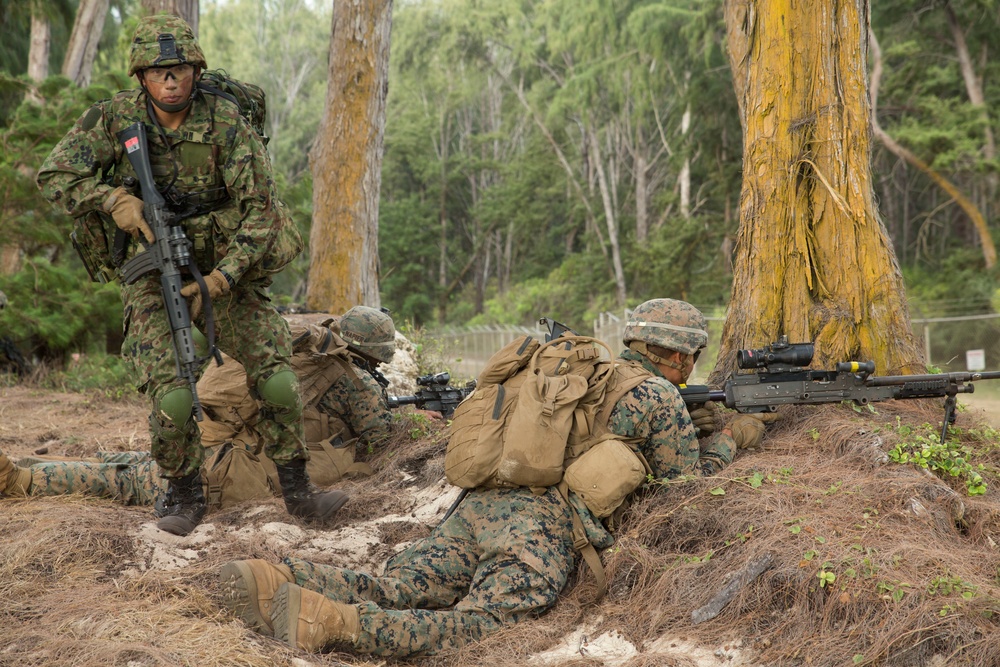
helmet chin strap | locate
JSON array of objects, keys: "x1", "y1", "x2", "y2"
[{"x1": 628, "y1": 341, "x2": 690, "y2": 372}]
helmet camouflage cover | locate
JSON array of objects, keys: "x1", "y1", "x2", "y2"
[
  {"x1": 128, "y1": 14, "x2": 207, "y2": 76},
  {"x1": 623, "y1": 298, "x2": 708, "y2": 355},
  {"x1": 340, "y1": 306, "x2": 396, "y2": 364}
]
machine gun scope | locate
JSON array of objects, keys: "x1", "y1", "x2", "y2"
[{"x1": 737, "y1": 335, "x2": 814, "y2": 370}]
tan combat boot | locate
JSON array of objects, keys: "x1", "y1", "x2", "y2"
[
  {"x1": 270, "y1": 582, "x2": 360, "y2": 652},
  {"x1": 219, "y1": 559, "x2": 294, "y2": 635},
  {"x1": 0, "y1": 451, "x2": 31, "y2": 497}
]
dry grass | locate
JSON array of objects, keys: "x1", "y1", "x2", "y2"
[{"x1": 3, "y1": 387, "x2": 1000, "y2": 666}]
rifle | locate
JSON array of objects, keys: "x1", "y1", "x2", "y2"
[
  {"x1": 680, "y1": 335, "x2": 1000, "y2": 443},
  {"x1": 116, "y1": 122, "x2": 223, "y2": 421},
  {"x1": 388, "y1": 372, "x2": 476, "y2": 418}
]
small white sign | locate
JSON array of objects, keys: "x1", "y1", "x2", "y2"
[{"x1": 967, "y1": 349, "x2": 986, "y2": 371}]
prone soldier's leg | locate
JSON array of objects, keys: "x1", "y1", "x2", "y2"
[
  {"x1": 23, "y1": 459, "x2": 164, "y2": 505},
  {"x1": 276, "y1": 488, "x2": 577, "y2": 657},
  {"x1": 284, "y1": 509, "x2": 479, "y2": 610}
]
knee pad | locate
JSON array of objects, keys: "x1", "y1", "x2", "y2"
[
  {"x1": 258, "y1": 369, "x2": 300, "y2": 411},
  {"x1": 191, "y1": 326, "x2": 209, "y2": 358},
  {"x1": 155, "y1": 387, "x2": 194, "y2": 427}
]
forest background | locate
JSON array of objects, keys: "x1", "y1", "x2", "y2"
[{"x1": 1, "y1": 0, "x2": 999, "y2": 379}]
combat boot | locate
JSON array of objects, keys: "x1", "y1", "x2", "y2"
[
  {"x1": 156, "y1": 470, "x2": 207, "y2": 536},
  {"x1": 219, "y1": 559, "x2": 294, "y2": 636},
  {"x1": 0, "y1": 451, "x2": 31, "y2": 497},
  {"x1": 271, "y1": 582, "x2": 360, "y2": 652},
  {"x1": 275, "y1": 458, "x2": 349, "y2": 521}
]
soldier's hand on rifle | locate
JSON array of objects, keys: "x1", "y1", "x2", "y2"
[
  {"x1": 688, "y1": 401, "x2": 721, "y2": 436},
  {"x1": 180, "y1": 268, "x2": 232, "y2": 318},
  {"x1": 415, "y1": 409, "x2": 444, "y2": 421},
  {"x1": 103, "y1": 186, "x2": 154, "y2": 243},
  {"x1": 725, "y1": 413, "x2": 774, "y2": 450}
]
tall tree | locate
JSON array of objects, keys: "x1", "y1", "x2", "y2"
[
  {"x1": 62, "y1": 0, "x2": 109, "y2": 86},
  {"x1": 141, "y1": 0, "x2": 198, "y2": 34},
  {"x1": 713, "y1": 0, "x2": 924, "y2": 381},
  {"x1": 306, "y1": 0, "x2": 392, "y2": 312}
]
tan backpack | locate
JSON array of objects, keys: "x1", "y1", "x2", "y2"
[
  {"x1": 446, "y1": 334, "x2": 650, "y2": 500},
  {"x1": 197, "y1": 320, "x2": 373, "y2": 488}
]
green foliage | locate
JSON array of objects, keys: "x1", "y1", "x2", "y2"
[
  {"x1": 43, "y1": 352, "x2": 135, "y2": 398},
  {"x1": 0, "y1": 258, "x2": 122, "y2": 363},
  {"x1": 887, "y1": 423, "x2": 988, "y2": 496}
]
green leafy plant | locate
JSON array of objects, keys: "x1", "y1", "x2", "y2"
[{"x1": 888, "y1": 428, "x2": 987, "y2": 495}]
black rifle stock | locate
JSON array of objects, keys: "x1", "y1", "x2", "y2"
[
  {"x1": 680, "y1": 336, "x2": 1000, "y2": 442},
  {"x1": 117, "y1": 122, "x2": 222, "y2": 420},
  {"x1": 388, "y1": 372, "x2": 476, "y2": 419}
]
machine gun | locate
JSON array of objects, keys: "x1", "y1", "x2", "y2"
[
  {"x1": 388, "y1": 372, "x2": 476, "y2": 418},
  {"x1": 116, "y1": 122, "x2": 223, "y2": 421},
  {"x1": 680, "y1": 336, "x2": 1000, "y2": 442}
]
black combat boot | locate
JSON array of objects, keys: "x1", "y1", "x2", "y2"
[
  {"x1": 275, "y1": 458, "x2": 349, "y2": 521},
  {"x1": 156, "y1": 470, "x2": 207, "y2": 536}
]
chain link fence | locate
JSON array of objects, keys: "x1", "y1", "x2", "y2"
[{"x1": 424, "y1": 310, "x2": 1000, "y2": 382}]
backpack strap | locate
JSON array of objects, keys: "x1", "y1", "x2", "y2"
[
  {"x1": 556, "y1": 480, "x2": 607, "y2": 599},
  {"x1": 596, "y1": 362, "x2": 654, "y2": 427}
]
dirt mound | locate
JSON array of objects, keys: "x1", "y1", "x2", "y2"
[{"x1": 2, "y1": 386, "x2": 999, "y2": 666}]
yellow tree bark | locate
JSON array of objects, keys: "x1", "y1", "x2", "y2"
[
  {"x1": 713, "y1": 0, "x2": 924, "y2": 383},
  {"x1": 306, "y1": 0, "x2": 391, "y2": 313}
]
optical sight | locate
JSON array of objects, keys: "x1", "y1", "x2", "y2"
[{"x1": 737, "y1": 335, "x2": 814, "y2": 370}]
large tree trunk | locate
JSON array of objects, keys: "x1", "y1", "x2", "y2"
[
  {"x1": 713, "y1": 0, "x2": 924, "y2": 383},
  {"x1": 62, "y1": 0, "x2": 110, "y2": 87},
  {"x1": 28, "y1": 9, "x2": 50, "y2": 83},
  {"x1": 141, "y1": 0, "x2": 199, "y2": 35},
  {"x1": 306, "y1": 0, "x2": 392, "y2": 313}
]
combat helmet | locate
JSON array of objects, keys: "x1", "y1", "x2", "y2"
[
  {"x1": 340, "y1": 306, "x2": 396, "y2": 365},
  {"x1": 128, "y1": 14, "x2": 207, "y2": 77},
  {"x1": 623, "y1": 298, "x2": 708, "y2": 356}
]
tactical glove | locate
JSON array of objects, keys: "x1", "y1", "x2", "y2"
[
  {"x1": 104, "y1": 186, "x2": 154, "y2": 243},
  {"x1": 688, "y1": 402, "x2": 720, "y2": 436},
  {"x1": 728, "y1": 414, "x2": 768, "y2": 450},
  {"x1": 180, "y1": 269, "x2": 232, "y2": 319}
]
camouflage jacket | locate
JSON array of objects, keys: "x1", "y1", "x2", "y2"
[
  {"x1": 37, "y1": 87, "x2": 293, "y2": 283},
  {"x1": 611, "y1": 348, "x2": 735, "y2": 478},
  {"x1": 315, "y1": 357, "x2": 392, "y2": 449}
]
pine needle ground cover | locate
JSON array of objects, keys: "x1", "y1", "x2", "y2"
[{"x1": 2, "y1": 388, "x2": 998, "y2": 667}]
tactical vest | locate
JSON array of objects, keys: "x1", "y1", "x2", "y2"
[{"x1": 104, "y1": 89, "x2": 240, "y2": 272}]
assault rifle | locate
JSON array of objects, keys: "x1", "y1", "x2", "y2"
[
  {"x1": 388, "y1": 372, "x2": 476, "y2": 418},
  {"x1": 680, "y1": 336, "x2": 1000, "y2": 442},
  {"x1": 117, "y1": 122, "x2": 223, "y2": 421}
]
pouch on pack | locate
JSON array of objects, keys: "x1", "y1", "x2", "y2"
[
  {"x1": 202, "y1": 442, "x2": 274, "y2": 510},
  {"x1": 563, "y1": 434, "x2": 650, "y2": 518}
]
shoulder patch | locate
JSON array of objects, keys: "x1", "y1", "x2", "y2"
[{"x1": 81, "y1": 105, "x2": 103, "y2": 131}]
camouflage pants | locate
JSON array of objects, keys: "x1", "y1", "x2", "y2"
[
  {"x1": 285, "y1": 487, "x2": 578, "y2": 658},
  {"x1": 121, "y1": 275, "x2": 305, "y2": 478},
  {"x1": 26, "y1": 451, "x2": 165, "y2": 505}
]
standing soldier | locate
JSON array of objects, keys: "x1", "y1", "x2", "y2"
[
  {"x1": 36, "y1": 15, "x2": 344, "y2": 536},
  {"x1": 219, "y1": 299, "x2": 770, "y2": 657}
]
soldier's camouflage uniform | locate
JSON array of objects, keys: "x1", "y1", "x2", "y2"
[
  {"x1": 280, "y1": 348, "x2": 735, "y2": 658},
  {"x1": 36, "y1": 82, "x2": 305, "y2": 480}
]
